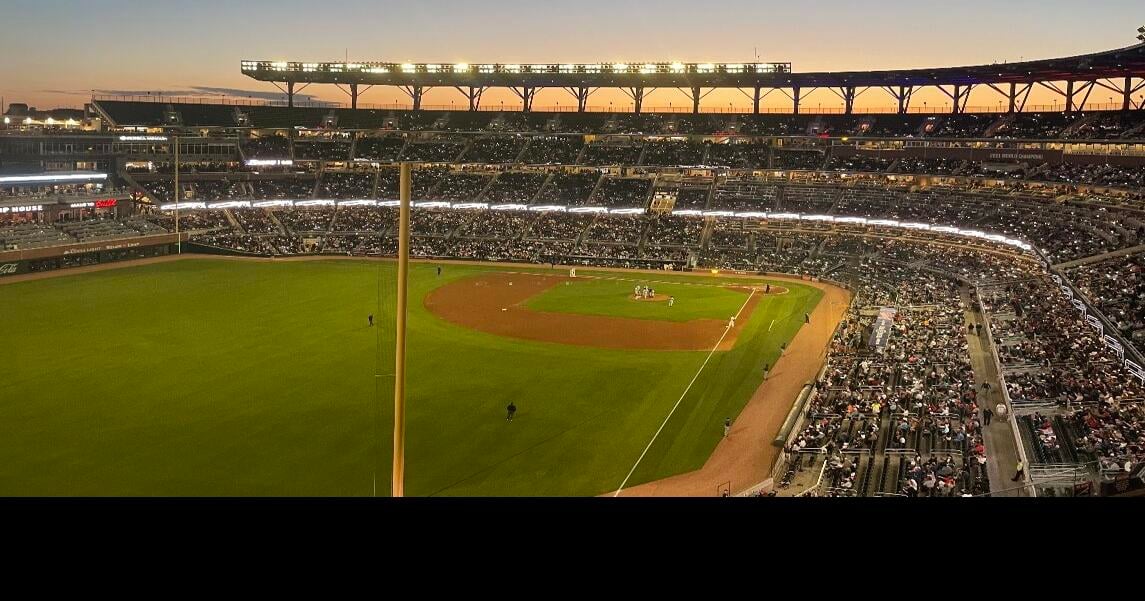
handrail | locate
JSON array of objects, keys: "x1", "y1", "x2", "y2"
[
  {"x1": 795, "y1": 460, "x2": 829, "y2": 497},
  {"x1": 977, "y1": 284, "x2": 1036, "y2": 497}
]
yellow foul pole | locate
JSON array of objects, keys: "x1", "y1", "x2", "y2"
[
  {"x1": 174, "y1": 135, "x2": 181, "y2": 254},
  {"x1": 392, "y1": 162, "x2": 411, "y2": 497}
]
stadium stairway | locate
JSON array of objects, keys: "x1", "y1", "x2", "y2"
[
  {"x1": 1052, "y1": 242, "x2": 1145, "y2": 270},
  {"x1": 1122, "y1": 119, "x2": 1145, "y2": 139},
  {"x1": 347, "y1": 136, "x2": 359, "y2": 161},
  {"x1": 512, "y1": 137, "x2": 533, "y2": 164},
  {"x1": 454, "y1": 138, "x2": 474, "y2": 163},
  {"x1": 572, "y1": 141, "x2": 589, "y2": 165},
  {"x1": 772, "y1": 185, "x2": 786, "y2": 211},
  {"x1": 983, "y1": 114, "x2": 1012, "y2": 138},
  {"x1": 962, "y1": 285, "x2": 1026, "y2": 496},
  {"x1": 474, "y1": 173, "x2": 500, "y2": 202},
  {"x1": 697, "y1": 219, "x2": 716, "y2": 250},
  {"x1": 635, "y1": 143, "x2": 649, "y2": 166},
  {"x1": 825, "y1": 187, "x2": 845, "y2": 214},
  {"x1": 117, "y1": 169, "x2": 149, "y2": 201},
  {"x1": 532, "y1": 172, "x2": 556, "y2": 204},
  {"x1": 698, "y1": 143, "x2": 712, "y2": 166},
  {"x1": 222, "y1": 209, "x2": 243, "y2": 232},
  {"x1": 266, "y1": 211, "x2": 289, "y2": 235},
  {"x1": 584, "y1": 173, "x2": 607, "y2": 205},
  {"x1": 310, "y1": 172, "x2": 323, "y2": 198}
]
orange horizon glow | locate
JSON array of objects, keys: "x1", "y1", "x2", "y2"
[{"x1": 2, "y1": 0, "x2": 1143, "y2": 113}]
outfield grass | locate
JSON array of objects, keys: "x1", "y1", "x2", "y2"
[
  {"x1": 0, "y1": 259, "x2": 822, "y2": 496},
  {"x1": 525, "y1": 276, "x2": 753, "y2": 322}
]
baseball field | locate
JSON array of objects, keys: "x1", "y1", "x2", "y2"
[{"x1": 0, "y1": 257, "x2": 826, "y2": 496}]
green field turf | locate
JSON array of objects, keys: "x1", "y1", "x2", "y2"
[
  {"x1": 525, "y1": 276, "x2": 754, "y2": 322},
  {"x1": 0, "y1": 259, "x2": 822, "y2": 496}
]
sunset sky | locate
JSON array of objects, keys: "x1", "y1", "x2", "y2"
[{"x1": 2, "y1": 0, "x2": 1143, "y2": 113}]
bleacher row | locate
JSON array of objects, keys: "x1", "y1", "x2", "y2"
[
  {"x1": 132, "y1": 168, "x2": 1145, "y2": 264},
  {"x1": 137, "y1": 203, "x2": 1045, "y2": 287},
  {"x1": 981, "y1": 278, "x2": 1144, "y2": 476},
  {"x1": 131, "y1": 133, "x2": 1145, "y2": 194},
  {"x1": 776, "y1": 260, "x2": 993, "y2": 496},
  {"x1": 96, "y1": 100, "x2": 1145, "y2": 140},
  {"x1": 0, "y1": 216, "x2": 164, "y2": 250}
]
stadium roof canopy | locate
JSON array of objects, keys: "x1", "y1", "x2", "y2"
[{"x1": 241, "y1": 43, "x2": 1145, "y2": 113}]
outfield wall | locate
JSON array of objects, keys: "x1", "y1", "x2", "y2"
[{"x1": 0, "y1": 233, "x2": 182, "y2": 278}]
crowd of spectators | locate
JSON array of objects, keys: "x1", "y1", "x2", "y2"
[
  {"x1": 354, "y1": 136, "x2": 406, "y2": 162},
  {"x1": 428, "y1": 172, "x2": 493, "y2": 201},
  {"x1": 1069, "y1": 253, "x2": 1145, "y2": 343},
  {"x1": 535, "y1": 172, "x2": 602, "y2": 205},
  {"x1": 250, "y1": 178, "x2": 317, "y2": 200},
  {"x1": 789, "y1": 288, "x2": 989, "y2": 496},
  {"x1": 320, "y1": 171, "x2": 376, "y2": 198},
  {"x1": 590, "y1": 178, "x2": 652, "y2": 208},
  {"x1": 482, "y1": 172, "x2": 547, "y2": 204},
  {"x1": 518, "y1": 136, "x2": 584, "y2": 165},
  {"x1": 704, "y1": 141, "x2": 769, "y2": 169},
  {"x1": 398, "y1": 139, "x2": 466, "y2": 162},
  {"x1": 893, "y1": 157, "x2": 965, "y2": 176},
  {"x1": 240, "y1": 136, "x2": 291, "y2": 159},
  {"x1": 293, "y1": 140, "x2": 352, "y2": 161},
  {"x1": 234, "y1": 209, "x2": 279, "y2": 234},
  {"x1": 772, "y1": 149, "x2": 827, "y2": 171},
  {"x1": 823, "y1": 155, "x2": 894, "y2": 173},
  {"x1": 981, "y1": 278, "x2": 1144, "y2": 472},
  {"x1": 462, "y1": 136, "x2": 526, "y2": 163},
  {"x1": 580, "y1": 143, "x2": 643, "y2": 166},
  {"x1": 640, "y1": 140, "x2": 706, "y2": 167}
]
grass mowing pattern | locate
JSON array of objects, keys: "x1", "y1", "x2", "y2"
[{"x1": 0, "y1": 259, "x2": 821, "y2": 496}]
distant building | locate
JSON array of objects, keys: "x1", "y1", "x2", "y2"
[{"x1": 2, "y1": 102, "x2": 100, "y2": 131}]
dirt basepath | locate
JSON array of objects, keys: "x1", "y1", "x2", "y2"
[
  {"x1": 612, "y1": 277, "x2": 851, "y2": 497},
  {"x1": 425, "y1": 271, "x2": 766, "y2": 351}
]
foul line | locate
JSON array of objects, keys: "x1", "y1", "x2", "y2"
[
  {"x1": 612, "y1": 288, "x2": 757, "y2": 497},
  {"x1": 768, "y1": 319, "x2": 776, "y2": 332}
]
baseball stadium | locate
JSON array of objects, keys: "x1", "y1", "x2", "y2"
[{"x1": 3, "y1": 16, "x2": 1145, "y2": 498}]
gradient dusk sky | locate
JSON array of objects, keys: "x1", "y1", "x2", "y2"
[{"x1": 1, "y1": 0, "x2": 1142, "y2": 112}]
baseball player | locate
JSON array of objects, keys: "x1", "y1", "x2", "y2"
[
  {"x1": 668, "y1": 296, "x2": 675, "y2": 307},
  {"x1": 728, "y1": 315, "x2": 736, "y2": 328}
]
